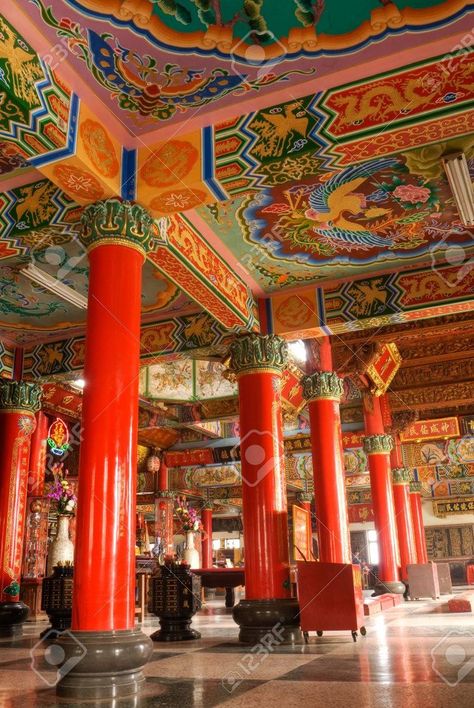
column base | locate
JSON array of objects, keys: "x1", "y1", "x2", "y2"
[
  {"x1": 55, "y1": 628, "x2": 153, "y2": 701},
  {"x1": 151, "y1": 617, "x2": 201, "y2": 642},
  {"x1": 233, "y1": 598, "x2": 302, "y2": 644},
  {"x1": 372, "y1": 580, "x2": 406, "y2": 596},
  {"x1": 0, "y1": 601, "x2": 29, "y2": 638}
]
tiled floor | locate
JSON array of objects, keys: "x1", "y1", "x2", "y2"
[{"x1": 0, "y1": 590, "x2": 473, "y2": 707}]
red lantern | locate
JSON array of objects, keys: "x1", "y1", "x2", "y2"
[{"x1": 146, "y1": 449, "x2": 161, "y2": 473}]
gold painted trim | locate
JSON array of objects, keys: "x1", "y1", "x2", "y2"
[
  {"x1": 307, "y1": 395, "x2": 340, "y2": 402},
  {"x1": 0, "y1": 408, "x2": 35, "y2": 417},
  {"x1": 86, "y1": 238, "x2": 147, "y2": 260},
  {"x1": 236, "y1": 368, "x2": 283, "y2": 379}
]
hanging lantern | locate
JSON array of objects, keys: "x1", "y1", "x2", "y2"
[
  {"x1": 47, "y1": 418, "x2": 70, "y2": 456},
  {"x1": 147, "y1": 449, "x2": 161, "y2": 473}
]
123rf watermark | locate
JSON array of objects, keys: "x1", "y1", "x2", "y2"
[
  {"x1": 431, "y1": 630, "x2": 474, "y2": 686},
  {"x1": 221, "y1": 623, "x2": 286, "y2": 693},
  {"x1": 30, "y1": 629, "x2": 87, "y2": 687}
]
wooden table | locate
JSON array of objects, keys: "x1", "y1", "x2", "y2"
[{"x1": 192, "y1": 568, "x2": 245, "y2": 607}]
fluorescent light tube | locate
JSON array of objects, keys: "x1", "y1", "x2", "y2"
[
  {"x1": 20, "y1": 263, "x2": 88, "y2": 310},
  {"x1": 442, "y1": 151, "x2": 474, "y2": 226}
]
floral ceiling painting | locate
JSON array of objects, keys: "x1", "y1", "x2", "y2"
[{"x1": 198, "y1": 139, "x2": 474, "y2": 290}]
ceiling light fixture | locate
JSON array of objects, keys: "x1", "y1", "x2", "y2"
[
  {"x1": 442, "y1": 151, "x2": 474, "y2": 226},
  {"x1": 288, "y1": 339, "x2": 307, "y2": 363},
  {"x1": 20, "y1": 263, "x2": 88, "y2": 310},
  {"x1": 71, "y1": 378, "x2": 85, "y2": 390}
]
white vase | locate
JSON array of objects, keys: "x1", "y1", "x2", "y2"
[
  {"x1": 48, "y1": 515, "x2": 74, "y2": 574},
  {"x1": 184, "y1": 531, "x2": 200, "y2": 569}
]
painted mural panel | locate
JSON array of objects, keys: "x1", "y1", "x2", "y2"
[
  {"x1": 195, "y1": 360, "x2": 237, "y2": 400},
  {"x1": 145, "y1": 359, "x2": 194, "y2": 400}
]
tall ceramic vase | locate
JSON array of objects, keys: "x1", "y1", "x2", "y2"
[
  {"x1": 47, "y1": 515, "x2": 74, "y2": 574},
  {"x1": 184, "y1": 531, "x2": 199, "y2": 569}
]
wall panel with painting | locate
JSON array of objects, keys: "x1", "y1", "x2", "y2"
[{"x1": 425, "y1": 524, "x2": 474, "y2": 585}]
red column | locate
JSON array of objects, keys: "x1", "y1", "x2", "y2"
[
  {"x1": 201, "y1": 505, "x2": 213, "y2": 569},
  {"x1": 301, "y1": 371, "x2": 351, "y2": 564},
  {"x1": 157, "y1": 458, "x2": 168, "y2": 493},
  {"x1": 409, "y1": 481, "x2": 428, "y2": 563},
  {"x1": 363, "y1": 394, "x2": 404, "y2": 594},
  {"x1": 56, "y1": 199, "x2": 152, "y2": 700},
  {"x1": 229, "y1": 334, "x2": 300, "y2": 643},
  {"x1": 27, "y1": 410, "x2": 48, "y2": 495},
  {"x1": 392, "y1": 468, "x2": 417, "y2": 579},
  {"x1": 387, "y1": 414, "x2": 417, "y2": 578},
  {"x1": 0, "y1": 381, "x2": 41, "y2": 636},
  {"x1": 72, "y1": 216, "x2": 146, "y2": 632}
]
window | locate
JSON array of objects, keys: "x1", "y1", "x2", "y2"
[
  {"x1": 212, "y1": 539, "x2": 221, "y2": 550},
  {"x1": 367, "y1": 529, "x2": 379, "y2": 564}
]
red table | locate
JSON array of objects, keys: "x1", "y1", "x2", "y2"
[
  {"x1": 191, "y1": 568, "x2": 245, "y2": 607},
  {"x1": 467, "y1": 564, "x2": 474, "y2": 585}
]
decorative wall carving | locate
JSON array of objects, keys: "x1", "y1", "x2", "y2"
[{"x1": 389, "y1": 382, "x2": 474, "y2": 410}]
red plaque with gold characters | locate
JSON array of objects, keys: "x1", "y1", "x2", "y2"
[
  {"x1": 365, "y1": 343, "x2": 401, "y2": 396},
  {"x1": 281, "y1": 364, "x2": 305, "y2": 414},
  {"x1": 292, "y1": 505, "x2": 311, "y2": 561},
  {"x1": 400, "y1": 416, "x2": 460, "y2": 442}
]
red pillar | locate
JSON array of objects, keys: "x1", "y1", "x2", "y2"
[
  {"x1": 230, "y1": 333, "x2": 300, "y2": 642},
  {"x1": 56, "y1": 199, "x2": 153, "y2": 700},
  {"x1": 301, "y1": 371, "x2": 351, "y2": 564},
  {"x1": 392, "y1": 469, "x2": 417, "y2": 579},
  {"x1": 363, "y1": 394, "x2": 404, "y2": 594},
  {"x1": 157, "y1": 458, "x2": 168, "y2": 493},
  {"x1": 201, "y1": 505, "x2": 213, "y2": 569},
  {"x1": 409, "y1": 482, "x2": 428, "y2": 563},
  {"x1": 27, "y1": 410, "x2": 48, "y2": 496},
  {"x1": 0, "y1": 381, "x2": 41, "y2": 636},
  {"x1": 390, "y1": 434, "x2": 416, "y2": 579},
  {"x1": 387, "y1": 414, "x2": 417, "y2": 579}
]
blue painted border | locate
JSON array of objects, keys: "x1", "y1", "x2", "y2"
[
  {"x1": 265, "y1": 297, "x2": 274, "y2": 334},
  {"x1": 121, "y1": 147, "x2": 137, "y2": 200},
  {"x1": 202, "y1": 126, "x2": 228, "y2": 201},
  {"x1": 29, "y1": 92, "x2": 79, "y2": 167}
]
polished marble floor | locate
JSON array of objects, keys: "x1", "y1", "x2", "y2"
[{"x1": 1, "y1": 589, "x2": 473, "y2": 707}]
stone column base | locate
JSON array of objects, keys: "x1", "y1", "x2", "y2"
[
  {"x1": 55, "y1": 628, "x2": 153, "y2": 700},
  {"x1": 372, "y1": 580, "x2": 406, "y2": 596},
  {"x1": 233, "y1": 598, "x2": 301, "y2": 644},
  {"x1": 151, "y1": 617, "x2": 201, "y2": 642},
  {"x1": 0, "y1": 601, "x2": 29, "y2": 638}
]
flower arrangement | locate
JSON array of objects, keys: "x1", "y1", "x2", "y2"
[
  {"x1": 47, "y1": 463, "x2": 77, "y2": 516},
  {"x1": 175, "y1": 497, "x2": 202, "y2": 533}
]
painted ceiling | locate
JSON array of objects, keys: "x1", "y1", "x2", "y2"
[
  {"x1": 6, "y1": 0, "x2": 470, "y2": 134},
  {"x1": 0, "y1": 1, "x2": 473, "y2": 346},
  {"x1": 0, "y1": 177, "x2": 195, "y2": 343},
  {"x1": 196, "y1": 140, "x2": 474, "y2": 289}
]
